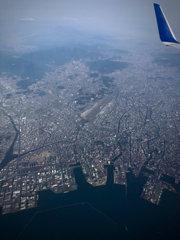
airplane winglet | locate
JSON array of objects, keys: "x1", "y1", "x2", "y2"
[{"x1": 154, "y1": 3, "x2": 180, "y2": 48}]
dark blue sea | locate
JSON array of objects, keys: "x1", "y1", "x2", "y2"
[{"x1": 0, "y1": 167, "x2": 180, "y2": 240}]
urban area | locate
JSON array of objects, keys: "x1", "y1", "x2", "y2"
[{"x1": 0, "y1": 44, "x2": 180, "y2": 214}]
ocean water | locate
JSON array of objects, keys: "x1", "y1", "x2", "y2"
[{"x1": 0, "y1": 167, "x2": 180, "y2": 240}]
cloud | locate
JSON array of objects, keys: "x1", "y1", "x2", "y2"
[
  {"x1": 62, "y1": 17, "x2": 94, "y2": 21},
  {"x1": 20, "y1": 18, "x2": 35, "y2": 21},
  {"x1": 62, "y1": 18, "x2": 78, "y2": 21}
]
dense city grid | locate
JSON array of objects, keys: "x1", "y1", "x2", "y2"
[{"x1": 0, "y1": 43, "x2": 179, "y2": 214}]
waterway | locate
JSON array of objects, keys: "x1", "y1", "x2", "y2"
[
  {"x1": 0, "y1": 115, "x2": 19, "y2": 170},
  {"x1": 0, "y1": 167, "x2": 180, "y2": 240}
]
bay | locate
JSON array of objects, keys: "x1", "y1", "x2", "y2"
[{"x1": 0, "y1": 167, "x2": 180, "y2": 240}]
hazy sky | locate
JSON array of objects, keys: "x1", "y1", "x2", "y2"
[{"x1": 0, "y1": 0, "x2": 180, "y2": 42}]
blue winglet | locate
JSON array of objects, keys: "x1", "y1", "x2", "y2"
[{"x1": 154, "y1": 3, "x2": 179, "y2": 44}]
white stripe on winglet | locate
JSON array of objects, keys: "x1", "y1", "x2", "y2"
[{"x1": 159, "y1": 5, "x2": 178, "y2": 41}]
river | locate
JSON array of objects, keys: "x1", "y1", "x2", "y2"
[{"x1": 0, "y1": 115, "x2": 19, "y2": 170}]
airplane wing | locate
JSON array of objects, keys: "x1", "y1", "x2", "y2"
[{"x1": 154, "y1": 3, "x2": 180, "y2": 49}]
